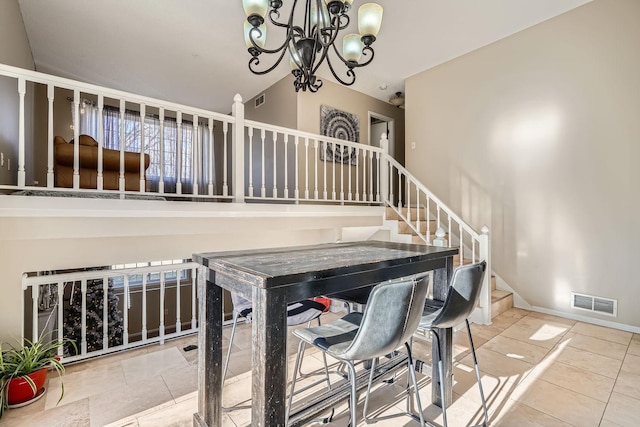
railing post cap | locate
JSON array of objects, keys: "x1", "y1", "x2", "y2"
[
  {"x1": 435, "y1": 227, "x2": 446, "y2": 237},
  {"x1": 233, "y1": 94, "x2": 243, "y2": 103},
  {"x1": 481, "y1": 225, "x2": 490, "y2": 234}
]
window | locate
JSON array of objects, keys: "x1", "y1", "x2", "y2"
[{"x1": 110, "y1": 259, "x2": 189, "y2": 289}]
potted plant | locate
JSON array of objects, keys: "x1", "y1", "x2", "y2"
[{"x1": 0, "y1": 336, "x2": 73, "y2": 417}]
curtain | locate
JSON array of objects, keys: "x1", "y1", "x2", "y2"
[{"x1": 75, "y1": 101, "x2": 215, "y2": 194}]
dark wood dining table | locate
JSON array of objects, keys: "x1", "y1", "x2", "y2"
[{"x1": 192, "y1": 240, "x2": 458, "y2": 427}]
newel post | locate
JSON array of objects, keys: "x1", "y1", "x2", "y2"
[
  {"x1": 231, "y1": 94, "x2": 245, "y2": 203},
  {"x1": 379, "y1": 132, "x2": 389, "y2": 204},
  {"x1": 479, "y1": 225, "x2": 492, "y2": 324}
]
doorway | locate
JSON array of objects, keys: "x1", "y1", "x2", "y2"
[{"x1": 368, "y1": 112, "x2": 394, "y2": 158}]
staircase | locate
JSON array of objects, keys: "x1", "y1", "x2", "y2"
[{"x1": 384, "y1": 207, "x2": 513, "y2": 318}]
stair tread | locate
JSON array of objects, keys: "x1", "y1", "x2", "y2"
[{"x1": 491, "y1": 290, "x2": 512, "y2": 302}]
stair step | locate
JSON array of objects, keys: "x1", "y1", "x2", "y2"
[
  {"x1": 385, "y1": 207, "x2": 427, "y2": 221},
  {"x1": 398, "y1": 220, "x2": 438, "y2": 235},
  {"x1": 491, "y1": 290, "x2": 514, "y2": 318}
]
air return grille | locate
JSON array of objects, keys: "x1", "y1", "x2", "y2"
[
  {"x1": 571, "y1": 292, "x2": 617, "y2": 317},
  {"x1": 255, "y1": 93, "x2": 265, "y2": 108}
]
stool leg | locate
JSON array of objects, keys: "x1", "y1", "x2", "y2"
[
  {"x1": 405, "y1": 342, "x2": 426, "y2": 427},
  {"x1": 222, "y1": 311, "x2": 238, "y2": 387},
  {"x1": 432, "y1": 330, "x2": 448, "y2": 427},
  {"x1": 466, "y1": 319, "x2": 489, "y2": 426},
  {"x1": 345, "y1": 361, "x2": 358, "y2": 427},
  {"x1": 286, "y1": 338, "x2": 306, "y2": 425},
  {"x1": 362, "y1": 356, "x2": 378, "y2": 422}
]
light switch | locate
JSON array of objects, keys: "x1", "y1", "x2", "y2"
[{"x1": 1, "y1": 152, "x2": 4, "y2": 166}]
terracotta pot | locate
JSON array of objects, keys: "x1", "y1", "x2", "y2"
[{"x1": 6, "y1": 367, "x2": 48, "y2": 405}]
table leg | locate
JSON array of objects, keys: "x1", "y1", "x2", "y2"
[
  {"x1": 194, "y1": 267, "x2": 223, "y2": 427},
  {"x1": 432, "y1": 256, "x2": 454, "y2": 408},
  {"x1": 251, "y1": 287, "x2": 288, "y2": 427}
]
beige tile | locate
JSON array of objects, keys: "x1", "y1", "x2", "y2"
[
  {"x1": 564, "y1": 332, "x2": 628, "y2": 361},
  {"x1": 570, "y1": 322, "x2": 632, "y2": 345},
  {"x1": 620, "y1": 354, "x2": 640, "y2": 375},
  {"x1": 451, "y1": 363, "x2": 516, "y2": 413},
  {"x1": 613, "y1": 370, "x2": 640, "y2": 401},
  {"x1": 602, "y1": 392, "x2": 640, "y2": 427},
  {"x1": 161, "y1": 363, "x2": 198, "y2": 400},
  {"x1": 45, "y1": 360, "x2": 126, "y2": 409},
  {"x1": 489, "y1": 312, "x2": 522, "y2": 330},
  {"x1": 470, "y1": 323, "x2": 503, "y2": 342},
  {"x1": 492, "y1": 400, "x2": 574, "y2": 427},
  {"x1": 599, "y1": 420, "x2": 625, "y2": 427},
  {"x1": 0, "y1": 397, "x2": 90, "y2": 427},
  {"x1": 513, "y1": 378, "x2": 606, "y2": 427},
  {"x1": 501, "y1": 322, "x2": 566, "y2": 349},
  {"x1": 120, "y1": 346, "x2": 189, "y2": 384},
  {"x1": 483, "y1": 335, "x2": 550, "y2": 365},
  {"x1": 627, "y1": 338, "x2": 640, "y2": 357},
  {"x1": 137, "y1": 396, "x2": 235, "y2": 427},
  {"x1": 458, "y1": 347, "x2": 534, "y2": 381},
  {"x1": 529, "y1": 361, "x2": 614, "y2": 402},
  {"x1": 553, "y1": 344, "x2": 622, "y2": 379},
  {"x1": 514, "y1": 315, "x2": 574, "y2": 332},
  {"x1": 525, "y1": 312, "x2": 577, "y2": 327},
  {"x1": 89, "y1": 375, "x2": 174, "y2": 427}
]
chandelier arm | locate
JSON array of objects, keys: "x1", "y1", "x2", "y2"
[
  {"x1": 248, "y1": 27, "x2": 296, "y2": 55},
  {"x1": 329, "y1": 42, "x2": 376, "y2": 69},
  {"x1": 335, "y1": 13, "x2": 350, "y2": 31},
  {"x1": 248, "y1": 47, "x2": 290, "y2": 75},
  {"x1": 325, "y1": 53, "x2": 356, "y2": 86}
]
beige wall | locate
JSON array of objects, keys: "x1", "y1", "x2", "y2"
[
  {"x1": 405, "y1": 0, "x2": 640, "y2": 327},
  {"x1": 0, "y1": 198, "x2": 383, "y2": 342},
  {"x1": 0, "y1": 0, "x2": 35, "y2": 187}
]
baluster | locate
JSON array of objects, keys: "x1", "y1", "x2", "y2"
[
  {"x1": 159, "y1": 270, "x2": 165, "y2": 344},
  {"x1": 437, "y1": 205, "x2": 441, "y2": 229},
  {"x1": 159, "y1": 108, "x2": 165, "y2": 194},
  {"x1": 176, "y1": 269, "x2": 181, "y2": 333},
  {"x1": 397, "y1": 169, "x2": 402, "y2": 212},
  {"x1": 332, "y1": 143, "x2": 337, "y2": 200},
  {"x1": 176, "y1": 111, "x2": 183, "y2": 195},
  {"x1": 448, "y1": 217, "x2": 453, "y2": 249},
  {"x1": 294, "y1": 136, "x2": 300, "y2": 201},
  {"x1": 369, "y1": 151, "x2": 380, "y2": 202},
  {"x1": 387, "y1": 163, "x2": 393, "y2": 206},
  {"x1": 119, "y1": 100, "x2": 126, "y2": 191},
  {"x1": 248, "y1": 127, "x2": 254, "y2": 196},
  {"x1": 142, "y1": 273, "x2": 148, "y2": 341},
  {"x1": 46, "y1": 84, "x2": 54, "y2": 188},
  {"x1": 361, "y1": 150, "x2": 366, "y2": 201},
  {"x1": 348, "y1": 146, "x2": 352, "y2": 201},
  {"x1": 304, "y1": 138, "x2": 310, "y2": 199},
  {"x1": 283, "y1": 134, "x2": 289, "y2": 199},
  {"x1": 139, "y1": 104, "x2": 146, "y2": 192},
  {"x1": 81, "y1": 279, "x2": 87, "y2": 355},
  {"x1": 192, "y1": 114, "x2": 199, "y2": 195},
  {"x1": 472, "y1": 234, "x2": 477, "y2": 263},
  {"x1": 223, "y1": 121, "x2": 229, "y2": 196},
  {"x1": 323, "y1": 141, "x2": 327, "y2": 199},
  {"x1": 407, "y1": 177, "x2": 411, "y2": 223},
  {"x1": 459, "y1": 224, "x2": 464, "y2": 262},
  {"x1": 123, "y1": 275, "x2": 129, "y2": 346},
  {"x1": 416, "y1": 186, "x2": 421, "y2": 239},
  {"x1": 426, "y1": 197, "x2": 431, "y2": 244},
  {"x1": 191, "y1": 267, "x2": 197, "y2": 330},
  {"x1": 73, "y1": 91, "x2": 80, "y2": 189},
  {"x1": 97, "y1": 95, "x2": 104, "y2": 190},
  {"x1": 17, "y1": 78, "x2": 26, "y2": 187},
  {"x1": 260, "y1": 129, "x2": 266, "y2": 198},
  {"x1": 208, "y1": 118, "x2": 214, "y2": 196},
  {"x1": 31, "y1": 284, "x2": 39, "y2": 342},
  {"x1": 102, "y1": 276, "x2": 108, "y2": 350},
  {"x1": 57, "y1": 281, "x2": 64, "y2": 357},
  {"x1": 313, "y1": 139, "x2": 319, "y2": 199},
  {"x1": 272, "y1": 131, "x2": 278, "y2": 198},
  {"x1": 376, "y1": 152, "x2": 381, "y2": 202}
]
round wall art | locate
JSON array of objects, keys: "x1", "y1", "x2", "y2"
[{"x1": 320, "y1": 105, "x2": 359, "y2": 165}]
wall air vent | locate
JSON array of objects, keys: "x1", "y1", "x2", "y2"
[
  {"x1": 571, "y1": 292, "x2": 617, "y2": 317},
  {"x1": 255, "y1": 93, "x2": 265, "y2": 108}
]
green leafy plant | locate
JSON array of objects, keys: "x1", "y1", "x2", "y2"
[{"x1": 0, "y1": 335, "x2": 74, "y2": 417}]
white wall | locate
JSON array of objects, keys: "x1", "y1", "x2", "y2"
[
  {"x1": 0, "y1": 197, "x2": 384, "y2": 342},
  {"x1": 405, "y1": 0, "x2": 640, "y2": 327}
]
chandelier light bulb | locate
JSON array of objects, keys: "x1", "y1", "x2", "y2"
[
  {"x1": 358, "y1": 3, "x2": 383, "y2": 37},
  {"x1": 242, "y1": 0, "x2": 269, "y2": 19},
  {"x1": 343, "y1": 34, "x2": 363, "y2": 63}
]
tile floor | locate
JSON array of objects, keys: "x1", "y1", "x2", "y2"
[{"x1": 1, "y1": 308, "x2": 639, "y2": 426}]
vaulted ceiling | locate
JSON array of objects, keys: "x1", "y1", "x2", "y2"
[{"x1": 18, "y1": 0, "x2": 591, "y2": 113}]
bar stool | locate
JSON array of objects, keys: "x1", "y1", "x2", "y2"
[
  {"x1": 417, "y1": 261, "x2": 489, "y2": 427},
  {"x1": 288, "y1": 276, "x2": 429, "y2": 426},
  {"x1": 222, "y1": 293, "x2": 331, "y2": 412}
]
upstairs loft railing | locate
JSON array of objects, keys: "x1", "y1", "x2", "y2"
[{"x1": 1, "y1": 62, "x2": 491, "y2": 324}]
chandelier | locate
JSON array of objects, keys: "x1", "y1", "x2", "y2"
[{"x1": 242, "y1": 0, "x2": 384, "y2": 92}]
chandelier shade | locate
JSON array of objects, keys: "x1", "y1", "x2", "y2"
[{"x1": 241, "y1": 0, "x2": 384, "y2": 92}]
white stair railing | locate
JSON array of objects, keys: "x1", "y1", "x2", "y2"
[
  {"x1": 379, "y1": 134, "x2": 492, "y2": 324},
  {"x1": 21, "y1": 261, "x2": 200, "y2": 363}
]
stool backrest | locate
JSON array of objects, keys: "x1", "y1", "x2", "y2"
[
  {"x1": 431, "y1": 261, "x2": 487, "y2": 329},
  {"x1": 340, "y1": 276, "x2": 428, "y2": 361}
]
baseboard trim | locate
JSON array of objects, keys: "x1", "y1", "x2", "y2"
[{"x1": 530, "y1": 305, "x2": 640, "y2": 334}]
